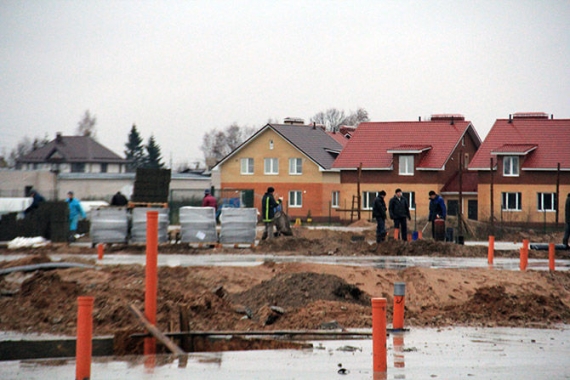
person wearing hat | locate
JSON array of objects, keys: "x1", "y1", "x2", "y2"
[
  {"x1": 24, "y1": 189, "x2": 45, "y2": 216},
  {"x1": 202, "y1": 189, "x2": 218, "y2": 209},
  {"x1": 66, "y1": 191, "x2": 86, "y2": 242},
  {"x1": 372, "y1": 190, "x2": 388, "y2": 243},
  {"x1": 428, "y1": 190, "x2": 447, "y2": 240},
  {"x1": 388, "y1": 188, "x2": 411, "y2": 241},
  {"x1": 261, "y1": 186, "x2": 281, "y2": 240}
]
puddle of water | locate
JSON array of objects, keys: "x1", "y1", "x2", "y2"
[{"x1": 1, "y1": 327, "x2": 569, "y2": 379}]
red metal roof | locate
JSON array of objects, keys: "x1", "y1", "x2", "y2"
[
  {"x1": 469, "y1": 117, "x2": 570, "y2": 170},
  {"x1": 332, "y1": 119, "x2": 477, "y2": 169},
  {"x1": 327, "y1": 131, "x2": 350, "y2": 147}
]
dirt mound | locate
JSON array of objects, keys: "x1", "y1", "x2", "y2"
[
  {"x1": 445, "y1": 285, "x2": 570, "y2": 327},
  {"x1": 231, "y1": 272, "x2": 369, "y2": 313},
  {"x1": 0, "y1": 254, "x2": 51, "y2": 269}
]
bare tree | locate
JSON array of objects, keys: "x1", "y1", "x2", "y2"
[
  {"x1": 310, "y1": 107, "x2": 369, "y2": 131},
  {"x1": 76, "y1": 110, "x2": 97, "y2": 138},
  {"x1": 201, "y1": 123, "x2": 257, "y2": 167},
  {"x1": 8, "y1": 134, "x2": 50, "y2": 168}
]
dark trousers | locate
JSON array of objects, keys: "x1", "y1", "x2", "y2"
[
  {"x1": 394, "y1": 218, "x2": 408, "y2": 241},
  {"x1": 564, "y1": 222, "x2": 570, "y2": 247},
  {"x1": 376, "y1": 218, "x2": 386, "y2": 242}
]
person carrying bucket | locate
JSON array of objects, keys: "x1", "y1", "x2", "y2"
[{"x1": 428, "y1": 190, "x2": 447, "y2": 241}]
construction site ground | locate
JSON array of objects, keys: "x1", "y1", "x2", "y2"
[{"x1": 0, "y1": 219, "x2": 569, "y2": 356}]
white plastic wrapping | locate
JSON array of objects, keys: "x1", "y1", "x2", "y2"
[
  {"x1": 179, "y1": 206, "x2": 218, "y2": 243},
  {"x1": 219, "y1": 208, "x2": 257, "y2": 244},
  {"x1": 90, "y1": 207, "x2": 129, "y2": 244},
  {"x1": 131, "y1": 207, "x2": 169, "y2": 243}
]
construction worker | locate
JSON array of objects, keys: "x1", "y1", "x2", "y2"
[
  {"x1": 372, "y1": 190, "x2": 387, "y2": 243},
  {"x1": 261, "y1": 187, "x2": 281, "y2": 240},
  {"x1": 66, "y1": 191, "x2": 86, "y2": 242}
]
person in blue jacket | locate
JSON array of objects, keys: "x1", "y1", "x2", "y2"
[
  {"x1": 428, "y1": 190, "x2": 447, "y2": 239},
  {"x1": 66, "y1": 191, "x2": 86, "y2": 241}
]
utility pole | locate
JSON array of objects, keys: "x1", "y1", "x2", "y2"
[{"x1": 490, "y1": 157, "x2": 494, "y2": 234}]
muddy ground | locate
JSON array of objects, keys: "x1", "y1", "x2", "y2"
[{"x1": 0, "y1": 223, "x2": 569, "y2": 355}]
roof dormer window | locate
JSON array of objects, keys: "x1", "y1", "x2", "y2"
[
  {"x1": 399, "y1": 155, "x2": 414, "y2": 176},
  {"x1": 503, "y1": 156, "x2": 519, "y2": 177}
]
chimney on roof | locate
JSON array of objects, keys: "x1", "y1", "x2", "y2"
[
  {"x1": 312, "y1": 122, "x2": 316, "y2": 130},
  {"x1": 512, "y1": 112, "x2": 549, "y2": 120},
  {"x1": 508, "y1": 114, "x2": 512, "y2": 123},
  {"x1": 283, "y1": 117, "x2": 305, "y2": 125},
  {"x1": 551, "y1": 114, "x2": 554, "y2": 119},
  {"x1": 56, "y1": 132, "x2": 63, "y2": 143},
  {"x1": 418, "y1": 116, "x2": 421, "y2": 122},
  {"x1": 430, "y1": 114, "x2": 465, "y2": 122}
]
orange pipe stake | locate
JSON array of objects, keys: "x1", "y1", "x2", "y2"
[
  {"x1": 393, "y1": 228, "x2": 399, "y2": 240},
  {"x1": 144, "y1": 211, "x2": 159, "y2": 356},
  {"x1": 487, "y1": 235, "x2": 495, "y2": 265},
  {"x1": 372, "y1": 297, "x2": 387, "y2": 374},
  {"x1": 549, "y1": 243, "x2": 555, "y2": 271},
  {"x1": 393, "y1": 282, "x2": 406, "y2": 330},
  {"x1": 97, "y1": 243, "x2": 104, "y2": 260},
  {"x1": 76, "y1": 296, "x2": 94, "y2": 380},
  {"x1": 519, "y1": 247, "x2": 528, "y2": 271},
  {"x1": 418, "y1": 231, "x2": 422, "y2": 240}
]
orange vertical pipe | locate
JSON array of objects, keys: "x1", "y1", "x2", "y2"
[
  {"x1": 372, "y1": 297, "x2": 387, "y2": 373},
  {"x1": 487, "y1": 235, "x2": 494, "y2": 265},
  {"x1": 549, "y1": 243, "x2": 555, "y2": 271},
  {"x1": 97, "y1": 243, "x2": 104, "y2": 260},
  {"x1": 144, "y1": 211, "x2": 159, "y2": 356},
  {"x1": 76, "y1": 296, "x2": 94, "y2": 380},
  {"x1": 519, "y1": 247, "x2": 528, "y2": 271},
  {"x1": 393, "y1": 228, "x2": 399, "y2": 240},
  {"x1": 522, "y1": 239, "x2": 529, "y2": 252},
  {"x1": 418, "y1": 231, "x2": 422, "y2": 240}
]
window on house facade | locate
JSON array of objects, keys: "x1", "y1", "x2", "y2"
[
  {"x1": 289, "y1": 190, "x2": 302, "y2": 207},
  {"x1": 503, "y1": 156, "x2": 519, "y2": 176},
  {"x1": 269, "y1": 139, "x2": 274, "y2": 150},
  {"x1": 363, "y1": 191, "x2": 379, "y2": 210},
  {"x1": 100, "y1": 163, "x2": 108, "y2": 173},
  {"x1": 71, "y1": 163, "x2": 85, "y2": 173},
  {"x1": 502, "y1": 192, "x2": 521, "y2": 211},
  {"x1": 264, "y1": 158, "x2": 278, "y2": 174},
  {"x1": 537, "y1": 192, "x2": 556, "y2": 212},
  {"x1": 402, "y1": 191, "x2": 416, "y2": 210},
  {"x1": 399, "y1": 155, "x2": 414, "y2": 175},
  {"x1": 331, "y1": 191, "x2": 340, "y2": 208},
  {"x1": 289, "y1": 158, "x2": 302, "y2": 175},
  {"x1": 464, "y1": 153, "x2": 469, "y2": 169},
  {"x1": 240, "y1": 158, "x2": 254, "y2": 174}
]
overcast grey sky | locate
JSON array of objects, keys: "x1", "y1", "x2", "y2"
[{"x1": 1, "y1": 0, "x2": 569, "y2": 167}]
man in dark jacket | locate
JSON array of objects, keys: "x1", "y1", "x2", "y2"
[
  {"x1": 389, "y1": 188, "x2": 411, "y2": 241},
  {"x1": 562, "y1": 193, "x2": 570, "y2": 248},
  {"x1": 24, "y1": 189, "x2": 45, "y2": 215},
  {"x1": 428, "y1": 190, "x2": 447, "y2": 239},
  {"x1": 372, "y1": 190, "x2": 387, "y2": 243},
  {"x1": 261, "y1": 187, "x2": 281, "y2": 240},
  {"x1": 111, "y1": 191, "x2": 128, "y2": 206}
]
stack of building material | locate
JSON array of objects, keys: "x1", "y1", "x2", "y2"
[
  {"x1": 131, "y1": 168, "x2": 171, "y2": 203},
  {"x1": 131, "y1": 207, "x2": 169, "y2": 243},
  {"x1": 179, "y1": 206, "x2": 218, "y2": 244},
  {"x1": 219, "y1": 208, "x2": 257, "y2": 244},
  {"x1": 90, "y1": 207, "x2": 128, "y2": 245}
]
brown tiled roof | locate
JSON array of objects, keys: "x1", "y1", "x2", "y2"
[{"x1": 18, "y1": 135, "x2": 126, "y2": 164}]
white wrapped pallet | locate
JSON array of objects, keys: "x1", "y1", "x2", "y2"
[
  {"x1": 90, "y1": 207, "x2": 128, "y2": 244},
  {"x1": 219, "y1": 208, "x2": 257, "y2": 244},
  {"x1": 179, "y1": 206, "x2": 218, "y2": 243},
  {"x1": 131, "y1": 207, "x2": 169, "y2": 243}
]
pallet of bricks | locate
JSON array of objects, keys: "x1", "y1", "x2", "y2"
[
  {"x1": 219, "y1": 208, "x2": 257, "y2": 248},
  {"x1": 130, "y1": 168, "x2": 171, "y2": 243},
  {"x1": 179, "y1": 206, "x2": 218, "y2": 247}
]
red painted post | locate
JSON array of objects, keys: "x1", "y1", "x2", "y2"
[
  {"x1": 393, "y1": 282, "x2": 405, "y2": 330},
  {"x1": 372, "y1": 298, "x2": 387, "y2": 374},
  {"x1": 519, "y1": 247, "x2": 528, "y2": 271},
  {"x1": 144, "y1": 211, "x2": 159, "y2": 356},
  {"x1": 487, "y1": 235, "x2": 494, "y2": 265},
  {"x1": 76, "y1": 296, "x2": 94, "y2": 380},
  {"x1": 97, "y1": 243, "x2": 104, "y2": 260},
  {"x1": 549, "y1": 243, "x2": 555, "y2": 271}
]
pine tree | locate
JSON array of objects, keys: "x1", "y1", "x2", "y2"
[
  {"x1": 124, "y1": 124, "x2": 146, "y2": 172},
  {"x1": 144, "y1": 134, "x2": 164, "y2": 169}
]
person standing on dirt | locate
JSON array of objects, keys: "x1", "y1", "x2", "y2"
[
  {"x1": 428, "y1": 190, "x2": 447, "y2": 239},
  {"x1": 563, "y1": 193, "x2": 570, "y2": 248},
  {"x1": 372, "y1": 190, "x2": 387, "y2": 243},
  {"x1": 111, "y1": 191, "x2": 128, "y2": 206},
  {"x1": 67, "y1": 191, "x2": 86, "y2": 242},
  {"x1": 202, "y1": 189, "x2": 217, "y2": 209},
  {"x1": 389, "y1": 188, "x2": 411, "y2": 241},
  {"x1": 261, "y1": 187, "x2": 281, "y2": 240},
  {"x1": 24, "y1": 189, "x2": 45, "y2": 216}
]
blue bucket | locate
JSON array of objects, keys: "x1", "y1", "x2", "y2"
[{"x1": 412, "y1": 231, "x2": 419, "y2": 241}]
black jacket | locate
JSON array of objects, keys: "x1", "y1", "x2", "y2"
[
  {"x1": 566, "y1": 195, "x2": 570, "y2": 223},
  {"x1": 389, "y1": 195, "x2": 411, "y2": 220},
  {"x1": 372, "y1": 196, "x2": 387, "y2": 220},
  {"x1": 261, "y1": 192, "x2": 280, "y2": 222}
]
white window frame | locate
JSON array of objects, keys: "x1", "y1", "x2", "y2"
[
  {"x1": 289, "y1": 158, "x2": 303, "y2": 175},
  {"x1": 362, "y1": 191, "x2": 379, "y2": 210},
  {"x1": 537, "y1": 192, "x2": 556, "y2": 212},
  {"x1": 240, "y1": 158, "x2": 254, "y2": 175},
  {"x1": 503, "y1": 156, "x2": 519, "y2": 177},
  {"x1": 289, "y1": 190, "x2": 302, "y2": 208},
  {"x1": 264, "y1": 158, "x2": 279, "y2": 175},
  {"x1": 331, "y1": 191, "x2": 340, "y2": 208},
  {"x1": 502, "y1": 192, "x2": 521, "y2": 211},
  {"x1": 402, "y1": 191, "x2": 416, "y2": 210},
  {"x1": 399, "y1": 155, "x2": 414, "y2": 176}
]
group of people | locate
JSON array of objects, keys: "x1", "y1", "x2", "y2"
[{"x1": 372, "y1": 188, "x2": 447, "y2": 243}]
